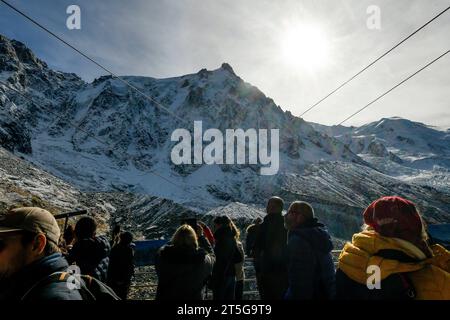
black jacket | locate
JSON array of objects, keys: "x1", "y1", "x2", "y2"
[
  {"x1": 68, "y1": 235, "x2": 111, "y2": 282},
  {"x1": 107, "y1": 243, "x2": 135, "y2": 285},
  {"x1": 0, "y1": 253, "x2": 83, "y2": 301},
  {"x1": 285, "y1": 219, "x2": 336, "y2": 300},
  {"x1": 245, "y1": 223, "x2": 260, "y2": 256},
  {"x1": 155, "y1": 245, "x2": 214, "y2": 300},
  {"x1": 254, "y1": 213, "x2": 288, "y2": 273},
  {"x1": 212, "y1": 226, "x2": 243, "y2": 282}
]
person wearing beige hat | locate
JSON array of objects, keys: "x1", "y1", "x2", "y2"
[{"x1": 0, "y1": 207, "x2": 82, "y2": 300}]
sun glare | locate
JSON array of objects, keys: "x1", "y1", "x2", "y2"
[{"x1": 280, "y1": 24, "x2": 330, "y2": 70}]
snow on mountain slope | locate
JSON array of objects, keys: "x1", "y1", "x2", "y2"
[
  {"x1": 0, "y1": 145, "x2": 114, "y2": 232},
  {"x1": 309, "y1": 122, "x2": 354, "y2": 137},
  {"x1": 280, "y1": 161, "x2": 449, "y2": 236},
  {"x1": 0, "y1": 34, "x2": 363, "y2": 206},
  {"x1": 312, "y1": 117, "x2": 450, "y2": 193},
  {"x1": 0, "y1": 144, "x2": 209, "y2": 240},
  {"x1": 345, "y1": 117, "x2": 450, "y2": 162},
  {"x1": 1, "y1": 34, "x2": 449, "y2": 239}
]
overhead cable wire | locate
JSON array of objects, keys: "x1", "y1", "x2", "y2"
[
  {"x1": 299, "y1": 4, "x2": 450, "y2": 118},
  {"x1": 0, "y1": 0, "x2": 189, "y2": 126},
  {"x1": 337, "y1": 50, "x2": 450, "y2": 125}
]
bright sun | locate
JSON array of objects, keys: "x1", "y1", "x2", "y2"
[{"x1": 280, "y1": 24, "x2": 330, "y2": 70}]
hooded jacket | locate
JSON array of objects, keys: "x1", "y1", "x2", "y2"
[
  {"x1": 337, "y1": 230, "x2": 450, "y2": 300},
  {"x1": 285, "y1": 219, "x2": 335, "y2": 299}
]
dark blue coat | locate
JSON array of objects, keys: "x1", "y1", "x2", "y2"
[
  {"x1": 285, "y1": 219, "x2": 336, "y2": 300},
  {"x1": 0, "y1": 253, "x2": 83, "y2": 301}
]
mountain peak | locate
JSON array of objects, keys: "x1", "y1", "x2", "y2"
[
  {"x1": 220, "y1": 62, "x2": 236, "y2": 75},
  {"x1": 0, "y1": 34, "x2": 47, "y2": 69},
  {"x1": 373, "y1": 117, "x2": 429, "y2": 130},
  {"x1": 195, "y1": 63, "x2": 238, "y2": 81}
]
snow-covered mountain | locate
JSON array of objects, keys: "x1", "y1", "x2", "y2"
[
  {"x1": 312, "y1": 117, "x2": 450, "y2": 194},
  {"x1": 1, "y1": 34, "x2": 449, "y2": 239}
]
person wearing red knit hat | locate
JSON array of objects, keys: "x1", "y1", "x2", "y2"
[
  {"x1": 362, "y1": 196, "x2": 431, "y2": 257},
  {"x1": 335, "y1": 196, "x2": 450, "y2": 300}
]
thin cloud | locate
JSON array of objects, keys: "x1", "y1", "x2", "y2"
[{"x1": 0, "y1": 0, "x2": 448, "y2": 127}]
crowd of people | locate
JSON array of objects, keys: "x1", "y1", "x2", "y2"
[
  {"x1": 0, "y1": 209, "x2": 134, "y2": 300},
  {"x1": 0, "y1": 195, "x2": 449, "y2": 301},
  {"x1": 153, "y1": 195, "x2": 450, "y2": 300}
]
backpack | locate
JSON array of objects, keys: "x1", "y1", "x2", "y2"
[{"x1": 21, "y1": 271, "x2": 121, "y2": 301}]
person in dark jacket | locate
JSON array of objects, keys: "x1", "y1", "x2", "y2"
[
  {"x1": 245, "y1": 217, "x2": 262, "y2": 257},
  {"x1": 107, "y1": 231, "x2": 135, "y2": 300},
  {"x1": 284, "y1": 201, "x2": 335, "y2": 299},
  {"x1": 211, "y1": 216, "x2": 243, "y2": 300},
  {"x1": 68, "y1": 217, "x2": 110, "y2": 282},
  {"x1": 156, "y1": 224, "x2": 215, "y2": 300},
  {"x1": 253, "y1": 197, "x2": 288, "y2": 299},
  {"x1": 245, "y1": 217, "x2": 263, "y2": 294},
  {"x1": 0, "y1": 207, "x2": 82, "y2": 300}
]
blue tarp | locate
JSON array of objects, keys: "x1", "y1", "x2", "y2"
[
  {"x1": 133, "y1": 239, "x2": 168, "y2": 266},
  {"x1": 428, "y1": 224, "x2": 450, "y2": 249}
]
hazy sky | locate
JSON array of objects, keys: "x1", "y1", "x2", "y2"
[{"x1": 1, "y1": 0, "x2": 449, "y2": 127}]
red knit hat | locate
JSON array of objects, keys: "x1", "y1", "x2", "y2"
[{"x1": 363, "y1": 196, "x2": 424, "y2": 245}]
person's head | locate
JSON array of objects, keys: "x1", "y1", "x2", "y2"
[
  {"x1": 63, "y1": 224, "x2": 75, "y2": 245},
  {"x1": 171, "y1": 224, "x2": 198, "y2": 249},
  {"x1": 213, "y1": 216, "x2": 224, "y2": 230},
  {"x1": 213, "y1": 215, "x2": 231, "y2": 231},
  {"x1": 74, "y1": 216, "x2": 97, "y2": 240},
  {"x1": 363, "y1": 196, "x2": 430, "y2": 255},
  {"x1": 266, "y1": 197, "x2": 284, "y2": 215},
  {"x1": 0, "y1": 207, "x2": 61, "y2": 280},
  {"x1": 284, "y1": 201, "x2": 315, "y2": 230},
  {"x1": 119, "y1": 231, "x2": 133, "y2": 246}
]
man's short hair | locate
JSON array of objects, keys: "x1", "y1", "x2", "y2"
[
  {"x1": 267, "y1": 196, "x2": 284, "y2": 214},
  {"x1": 21, "y1": 230, "x2": 61, "y2": 255},
  {"x1": 120, "y1": 231, "x2": 133, "y2": 246}
]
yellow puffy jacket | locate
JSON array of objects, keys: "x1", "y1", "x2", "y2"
[{"x1": 338, "y1": 231, "x2": 450, "y2": 300}]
